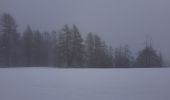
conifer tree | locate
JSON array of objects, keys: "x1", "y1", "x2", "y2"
[
  {"x1": 0, "y1": 13, "x2": 20, "y2": 67},
  {"x1": 22, "y1": 25, "x2": 34, "y2": 66},
  {"x1": 136, "y1": 45, "x2": 163, "y2": 67}
]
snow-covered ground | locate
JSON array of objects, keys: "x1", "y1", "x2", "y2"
[{"x1": 0, "y1": 68, "x2": 170, "y2": 100}]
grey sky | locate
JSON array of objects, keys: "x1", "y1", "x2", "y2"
[{"x1": 0, "y1": 0, "x2": 170, "y2": 61}]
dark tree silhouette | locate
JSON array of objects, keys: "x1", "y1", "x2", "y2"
[
  {"x1": 71, "y1": 25, "x2": 85, "y2": 66},
  {"x1": 0, "y1": 13, "x2": 20, "y2": 67},
  {"x1": 56, "y1": 25, "x2": 85, "y2": 67},
  {"x1": 31, "y1": 30, "x2": 44, "y2": 66},
  {"x1": 22, "y1": 25, "x2": 34, "y2": 66},
  {"x1": 0, "y1": 12, "x2": 165, "y2": 68},
  {"x1": 85, "y1": 33, "x2": 95, "y2": 66},
  {"x1": 85, "y1": 33, "x2": 113, "y2": 67},
  {"x1": 136, "y1": 45, "x2": 163, "y2": 67},
  {"x1": 56, "y1": 25, "x2": 73, "y2": 66},
  {"x1": 114, "y1": 45, "x2": 133, "y2": 68},
  {"x1": 42, "y1": 32, "x2": 52, "y2": 66}
]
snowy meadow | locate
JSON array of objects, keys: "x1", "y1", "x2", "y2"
[{"x1": 0, "y1": 68, "x2": 170, "y2": 100}]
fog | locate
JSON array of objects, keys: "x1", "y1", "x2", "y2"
[{"x1": 0, "y1": 0, "x2": 170, "y2": 62}]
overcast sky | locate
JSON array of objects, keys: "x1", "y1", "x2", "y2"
[{"x1": 0, "y1": 0, "x2": 170, "y2": 62}]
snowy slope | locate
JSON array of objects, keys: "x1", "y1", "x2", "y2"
[{"x1": 0, "y1": 68, "x2": 170, "y2": 100}]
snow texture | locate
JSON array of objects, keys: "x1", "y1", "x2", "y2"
[{"x1": 0, "y1": 68, "x2": 170, "y2": 100}]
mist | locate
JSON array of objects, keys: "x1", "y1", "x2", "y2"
[{"x1": 0, "y1": 0, "x2": 170, "y2": 63}]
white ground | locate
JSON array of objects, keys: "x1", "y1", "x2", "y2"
[{"x1": 0, "y1": 68, "x2": 170, "y2": 100}]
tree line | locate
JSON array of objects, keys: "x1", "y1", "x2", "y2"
[{"x1": 0, "y1": 13, "x2": 164, "y2": 68}]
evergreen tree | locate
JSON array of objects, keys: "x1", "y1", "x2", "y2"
[
  {"x1": 0, "y1": 13, "x2": 20, "y2": 67},
  {"x1": 136, "y1": 45, "x2": 163, "y2": 67},
  {"x1": 71, "y1": 25, "x2": 84, "y2": 66},
  {"x1": 31, "y1": 30, "x2": 44, "y2": 66},
  {"x1": 114, "y1": 45, "x2": 133, "y2": 68},
  {"x1": 56, "y1": 25, "x2": 85, "y2": 67},
  {"x1": 93, "y1": 34, "x2": 105, "y2": 66},
  {"x1": 85, "y1": 33, "x2": 113, "y2": 67},
  {"x1": 102, "y1": 46, "x2": 114, "y2": 67},
  {"x1": 51, "y1": 31, "x2": 59, "y2": 66},
  {"x1": 22, "y1": 25, "x2": 34, "y2": 66},
  {"x1": 85, "y1": 33, "x2": 95, "y2": 66},
  {"x1": 42, "y1": 32, "x2": 52, "y2": 66},
  {"x1": 57, "y1": 24, "x2": 73, "y2": 66}
]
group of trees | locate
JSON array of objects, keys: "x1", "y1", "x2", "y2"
[
  {"x1": 0, "y1": 13, "x2": 164, "y2": 68},
  {"x1": 135, "y1": 46, "x2": 163, "y2": 67}
]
